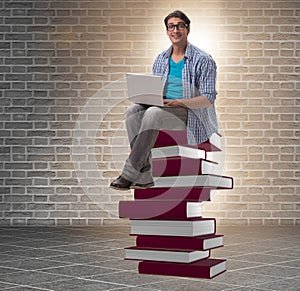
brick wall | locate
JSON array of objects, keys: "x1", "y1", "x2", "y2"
[{"x1": 0, "y1": 0, "x2": 299, "y2": 226}]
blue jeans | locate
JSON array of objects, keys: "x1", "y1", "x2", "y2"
[{"x1": 122, "y1": 104, "x2": 188, "y2": 183}]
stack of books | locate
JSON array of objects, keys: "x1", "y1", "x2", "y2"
[{"x1": 119, "y1": 130, "x2": 233, "y2": 279}]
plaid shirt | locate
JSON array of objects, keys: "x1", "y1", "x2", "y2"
[{"x1": 152, "y1": 42, "x2": 218, "y2": 144}]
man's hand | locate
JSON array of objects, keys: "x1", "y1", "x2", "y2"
[{"x1": 163, "y1": 99, "x2": 187, "y2": 108}]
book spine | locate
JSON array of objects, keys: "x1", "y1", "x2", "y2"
[
  {"x1": 119, "y1": 200, "x2": 202, "y2": 220},
  {"x1": 136, "y1": 235, "x2": 205, "y2": 250},
  {"x1": 134, "y1": 187, "x2": 211, "y2": 201}
]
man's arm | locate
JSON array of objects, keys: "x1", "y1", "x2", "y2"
[{"x1": 164, "y1": 95, "x2": 212, "y2": 108}]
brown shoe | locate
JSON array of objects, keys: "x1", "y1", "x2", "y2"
[{"x1": 110, "y1": 175, "x2": 132, "y2": 191}]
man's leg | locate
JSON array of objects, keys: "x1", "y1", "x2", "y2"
[
  {"x1": 124, "y1": 103, "x2": 149, "y2": 149},
  {"x1": 111, "y1": 105, "x2": 187, "y2": 190},
  {"x1": 123, "y1": 106, "x2": 187, "y2": 182}
]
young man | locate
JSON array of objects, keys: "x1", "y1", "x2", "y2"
[{"x1": 110, "y1": 10, "x2": 218, "y2": 190}]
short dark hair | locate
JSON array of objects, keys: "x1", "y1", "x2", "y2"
[{"x1": 164, "y1": 10, "x2": 191, "y2": 28}]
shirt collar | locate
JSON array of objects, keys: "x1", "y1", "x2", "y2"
[{"x1": 164, "y1": 42, "x2": 192, "y2": 60}]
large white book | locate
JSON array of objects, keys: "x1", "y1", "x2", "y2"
[
  {"x1": 153, "y1": 174, "x2": 233, "y2": 189},
  {"x1": 151, "y1": 145, "x2": 206, "y2": 159},
  {"x1": 130, "y1": 218, "x2": 215, "y2": 237},
  {"x1": 125, "y1": 247, "x2": 209, "y2": 263}
]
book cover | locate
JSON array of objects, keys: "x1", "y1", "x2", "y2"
[
  {"x1": 125, "y1": 247, "x2": 209, "y2": 263},
  {"x1": 138, "y1": 258, "x2": 226, "y2": 279},
  {"x1": 134, "y1": 187, "x2": 211, "y2": 202},
  {"x1": 151, "y1": 145, "x2": 206, "y2": 159},
  {"x1": 130, "y1": 218, "x2": 216, "y2": 237},
  {"x1": 136, "y1": 234, "x2": 224, "y2": 251},
  {"x1": 119, "y1": 200, "x2": 202, "y2": 220},
  {"x1": 152, "y1": 157, "x2": 219, "y2": 177},
  {"x1": 153, "y1": 130, "x2": 222, "y2": 152},
  {"x1": 153, "y1": 174, "x2": 233, "y2": 189}
]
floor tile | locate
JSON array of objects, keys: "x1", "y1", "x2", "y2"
[
  {"x1": 0, "y1": 258, "x2": 73, "y2": 271},
  {"x1": 274, "y1": 258, "x2": 300, "y2": 268},
  {"x1": 253, "y1": 277, "x2": 300, "y2": 291},
  {"x1": 94, "y1": 248, "x2": 126, "y2": 258},
  {"x1": 0, "y1": 281, "x2": 19, "y2": 290},
  {"x1": 0, "y1": 266, "x2": 26, "y2": 275},
  {"x1": 33, "y1": 277, "x2": 130, "y2": 291},
  {"x1": 0, "y1": 270, "x2": 68, "y2": 286},
  {"x1": 139, "y1": 277, "x2": 238, "y2": 291},
  {"x1": 241, "y1": 265, "x2": 299, "y2": 278},
  {"x1": 90, "y1": 258, "x2": 139, "y2": 271},
  {"x1": 225, "y1": 259, "x2": 267, "y2": 271},
  {"x1": 227, "y1": 252, "x2": 293, "y2": 264},
  {"x1": 40, "y1": 264, "x2": 120, "y2": 277},
  {"x1": 6, "y1": 238, "x2": 69, "y2": 248},
  {"x1": 44, "y1": 242, "x2": 113, "y2": 253},
  {"x1": 264, "y1": 248, "x2": 300, "y2": 258},
  {"x1": 2, "y1": 287, "x2": 47, "y2": 291},
  {"x1": 0, "y1": 244, "x2": 33, "y2": 254},
  {"x1": 89, "y1": 270, "x2": 172, "y2": 286},
  {"x1": 224, "y1": 286, "x2": 273, "y2": 291},
  {"x1": 0, "y1": 254, "x2": 25, "y2": 263},
  {"x1": 47, "y1": 253, "x2": 119, "y2": 264},
  {"x1": 211, "y1": 270, "x2": 278, "y2": 287},
  {"x1": 3, "y1": 248, "x2": 70, "y2": 259}
]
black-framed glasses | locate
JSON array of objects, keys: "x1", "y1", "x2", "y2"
[{"x1": 166, "y1": 22, "x2": 188, "y2": 32}]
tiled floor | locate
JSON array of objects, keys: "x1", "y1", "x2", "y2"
[{"x1": 0, "y1": 224, "x2": 299, "y2": 290}]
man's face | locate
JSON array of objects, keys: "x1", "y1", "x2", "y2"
[{"x1": 166, "y1": 17, "x2": 190, "y2": 46}]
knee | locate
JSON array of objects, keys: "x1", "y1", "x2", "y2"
[
  {"x1": 142, "y1": 106, "x2": 164, "y2": 126},
  {"x1": 125, "y1": 104, "x2": 145, "y2": 119}
]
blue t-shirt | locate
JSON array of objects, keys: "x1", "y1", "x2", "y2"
[{"x1": 164, "y1": 57, "x2": 184, "y2": 100}]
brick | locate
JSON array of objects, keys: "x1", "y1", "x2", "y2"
[
  {"x1": 219, "y1": 219, "x2": 248, "y2": 225},
  {"x1": 4, "y1": 195, "x2": 33, "y2": 203},
  {"x1": 49, "y1": 211, "x2": 78, "y2": 218},
  {"x1": 5, "y1": 211, "x2": 32, "y2": 218},
  {"x1": 27, "y1": 219, "x2": 55, "y2": 225}
]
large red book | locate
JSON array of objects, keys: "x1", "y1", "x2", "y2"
[
  {"x1": 119, "y1": 200, "x2": 202, "y2": 220},
  {"x1": 136, "y1": 234, "x2": 223, "y2": 251},
  {"x1": 134, "y1": 187, "x2": 211, "y2": 202},
  {"x1": 152, "y1": 157, "x2": 219, "y2": 177},
  {"x1": 130, "y1": 218, "x2": 216, "y2": 237},
  {"x1": 139, "y1": 258, "x2": 226, "y2": 279},
  {"x1": 154, "y1": 130, "x2": 222, "y2": 152}
]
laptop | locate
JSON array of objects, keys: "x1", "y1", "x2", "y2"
[{"x1": 126, "y1": 73, "x2": 165, "y2": 107}]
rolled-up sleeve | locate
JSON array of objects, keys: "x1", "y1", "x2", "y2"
[{"x1": 197, "y1": 57, "x2": 217, "y2": 104}]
